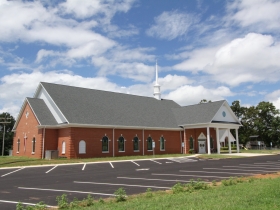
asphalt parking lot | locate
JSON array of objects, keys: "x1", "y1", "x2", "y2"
[{"x1": 1, "y1": 154, "x2": 280, "y2": 209}]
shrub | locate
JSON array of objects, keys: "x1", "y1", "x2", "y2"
[
  {"x1": 114, "y1": 187, "x2": 127, "y2": 202},
  {"x1": 146, "y1": 188, "x2": 153, "y2": 198},
  {"x1": 189, "y1": 149, "x2": 195, "y2": 154},
  {"x1": 172, "y1": 182, "x2": 184, "y2": 194},
  {"x1": 56, "y1": 194, "x2": 69, "y2": 209}
]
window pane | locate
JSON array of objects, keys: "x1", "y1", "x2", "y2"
[
  {"x1": 160, "y1": 137, "x2": 165, "y2": 150},
  {"x1": 79, "y1": 140, "x2": 86, "y2": 154},
  {"x1": 189, "y1": 137, "x2": 194, "y2": 149},
  {"x1": 102, "y1": 136, "x2": 108, "y2": 152},
  {"x1": 62, "y1": 141, "x2": 66, "y2": 154},
  {"x1": 17, "y1": 139, "x2": 20, "y2": 152},
  {"x1": 118, "y1": 136, "x2": 124, "y2": 151},
  {"x1": 133, "y1": 137, "x2": 139, "y2": 151},
  {"x1": 147, "y1": 137, "x2": 152, "y2": 150},
  {"x1": 32, "y1": 138, "x2": 36, "y2": 153}
]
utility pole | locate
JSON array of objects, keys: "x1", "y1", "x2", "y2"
[{"x1": 0, "y1": 114, "x2": 11, "y2": 156}]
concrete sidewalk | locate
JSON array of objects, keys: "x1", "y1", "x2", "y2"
[{"x1": 221, "y1": 153, "x2": 274, "y2": 157}]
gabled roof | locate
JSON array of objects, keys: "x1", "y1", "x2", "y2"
[
  {"x1": 39, "y1": 82, "x2": 181, "y2": 128},
  {"x1": 172, "y1": 100, "x2": 226, "y2": 126},
  {"x1": 27, "y1": 98, "x2": 57, "y2": 126}
]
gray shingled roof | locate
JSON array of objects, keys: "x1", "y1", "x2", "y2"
[
  {"x1": 27, "y1": 98, "x2": 58, "y2": 126},
  {"x1": 40, "y1": 82, "x2": 181, "y2": 128},
  {"x1": 172, "y1": 100, "x2": 225, "y2": 126}
]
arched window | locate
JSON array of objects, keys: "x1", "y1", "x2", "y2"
[
  {"x1": 118, "y1": 136, "x2": 125, "y2": 152},
  {"x1": 17, "y1": 139, "x2": 20, "y2": 153},
  {"x1": 189, "y1": 137, "x2": 194, "y2": 149},
  {"x1": 160, "y1": 136, "x2": 165, "y2": 151},
  {"x1": 133, "y1": 136, "x2": 139, "y2": 151},
  {"x1": 147, "y1": 136, "x2": 152, "y2": 151},
  {"x1": 102, "y1": 136, "x2": 109, "y2": 152},
  {"x1": 62, "y1": 141, "x2": 66, "y2": 154},
  {"x1": 79, "y1": 140, "x2": 86, "y2": 154},
  {"x1": 32, "y1": 137, "x2": 36, "y2": 153}
]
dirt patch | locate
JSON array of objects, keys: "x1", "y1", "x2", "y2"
[{"x1": 251, "y1": 172, "x2": 280, "y2": 179}]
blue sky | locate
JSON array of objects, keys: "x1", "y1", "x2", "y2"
[{"x1": 1, "y1": 0, "x2": 280, "y2": 117}]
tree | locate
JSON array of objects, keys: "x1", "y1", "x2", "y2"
[
  {"x1": 199, "y1": 99, "x2": 211, "y2": 104},
  {"x1": 0, "y1": 112, "x2": 15, "y2": 156}
]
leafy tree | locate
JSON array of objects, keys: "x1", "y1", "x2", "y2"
[
  {"x1": 200, "y1": 99, "x2": 211, "y2": 104},
  {"x1": 0, "y1": 112, "x2": 15, "y2": 156}
]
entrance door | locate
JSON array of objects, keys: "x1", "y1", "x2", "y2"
[{"x1": 198, "y1": 140, "x2": 206, "y2": 154}]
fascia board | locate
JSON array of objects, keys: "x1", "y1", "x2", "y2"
[
  {"x1": 181, "y1": 122, "x2": 241, "y2": 129},
  {"x1": 37, "y1": 123, "x2": 183, "y2": 131},
  {"x1": 26, "y1": 99, "x2": 41, "y2": 126},
  {"x1": 12, "y1": 98, "x2": 28, "y2": 131},
  {"x1": 39, "y1": 83, "x2": 69, "y2": 124}
]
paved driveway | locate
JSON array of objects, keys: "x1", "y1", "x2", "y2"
[{"x1": 0, "y1": 154, "x2": 280, "y2": 209}]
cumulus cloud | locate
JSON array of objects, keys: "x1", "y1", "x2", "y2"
[
  {"x1": 146, "y1": 10, "x2": 198, "y2": 40},
  {"x1": 173, "y1": 33, "x2": 280, "y2": 86},
  {"x1": 227, "y1": 0, "x2": 280, "y2": 32},
  {"x1": 266, "y1": 90, "x2": 280, "y2": 110},
  {"x1": 164, "y1": 85, "x2": 234, "y2": 106}
]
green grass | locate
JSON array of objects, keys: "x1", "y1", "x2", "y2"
[
  {"x1": 0, "y1": 154, "x2": 192, "y2": 168},
  {"x1": 241, "y1": 149, "x2": 280, "y2": 154},
  {"x1": 67, "y1": 177, "x2": 280, "y2": 210}
]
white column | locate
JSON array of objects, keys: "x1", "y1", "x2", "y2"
[
  {"x1": 236, "y1": 128, "x2": 240, "y2": 153},
  {"x1": 207, "y1": 126, "x2": 211, "y2": 155},
  {"x1": 183, "y1": 128, "x2": 186, "y2": 154},
  {"x1": 228, "y1": 128, "x2": 232, "y2": 154},
  {"x1": 216, "y1": 128, "x2": 220, "y2": 154}
]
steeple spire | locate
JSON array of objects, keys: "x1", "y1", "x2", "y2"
[{"x1": 153, "y1": 60, "x2": 161, "y2": 100}]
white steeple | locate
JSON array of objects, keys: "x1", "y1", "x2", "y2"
[{"x1": 153, "y1": 60, "x2": 161, "y2": 100}]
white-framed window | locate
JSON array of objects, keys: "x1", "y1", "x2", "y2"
[
  {"x1": 118, "y1": 136, "x2": 125, "y2": 152},
  {"x1": 79, "y1": 140, "x2": 86, "y2": 154},
  {"x1": 147, "y1": 136, "x2": 153, "y2": 151},
  {"x1": 102, "y1": 136, "x2": 109, "y2": 153},
  {"x1": 32, "y1": 137, "x2": 36, "y2": 154},
  {"x1": 133, "y1": 136, "x2": 139, "y2": 151},
  {"x1": 189, "y1": 136, "x2": 194, "y2": 149},
  {"x1": 160, "y1": 136, "x2": 165, "y2": 151},
  {"x1": 62, "y1": 141, "x2": 66, "y2": 154},
  {"x1": 17, "y1": 139, "x2": 20, "y2": 153}
]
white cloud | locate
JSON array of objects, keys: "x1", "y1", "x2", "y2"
[
  {"x1": 266, "y1": 90, "x2": 280, "y2": 110},
  {"x1": 227, "y1": 0, "x2": 280, "y2": 32},
  {"x1": 173, "y1": 33, "x2": 280, "y2": 86},
  {"x1": 164, "y1": 85, "x2": 233, "y2": 106},
  {"x1": 146, "y1": 10, "x2": 198, "y2": 40}
]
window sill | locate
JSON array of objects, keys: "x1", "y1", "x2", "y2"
[
  {"x1": 32, "y1": 152, "x2": 35, "y2": 155},
  {"x1": 61, "y1": 153, "x2": 65, "y2": 155},
  {"x1": 147, "y1": 150, "x2": 153, "y2": 152},
  {"x1": 118, "y1": 151, "x2": 125, "y2": 152},
  {"x1": 134, "y1": 150, "x2": 140, "y2": 152},
  {"x1": 16, "y1": 152, "x2": 19, "y2": 154},
  {"x1": 102, "y1": 151, "x2": 109, "y2": 153}
]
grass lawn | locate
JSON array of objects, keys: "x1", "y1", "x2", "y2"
[
  {"x1": 0, "y1": 154, "x2": 192, "y2": 168},
  {"x1": 59, "y1": 176, "x2": 280, "y2": 210}
]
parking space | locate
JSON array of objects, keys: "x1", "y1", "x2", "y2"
[{"x1": 0, "y1": 155, "x2": 280, "y2": 209}]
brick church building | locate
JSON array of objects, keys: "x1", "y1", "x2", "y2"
[{"x1": 12, "y1": 65, "x2": 241, "y2": 159}]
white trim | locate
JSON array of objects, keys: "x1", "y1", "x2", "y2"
[
  {"x1": 37, "y1": 123, "x2": 183, "y2": 131},
  {"x1": 79, "y1": 140, "x2": 86, "y2": 154},
  {"x1": 210, "y1": 101, "x2": 241, "y2": 124},
  {"x1": 61, "y1": 141, "x2": 66, "y2": 154},
  {"x1": 117, "y1": 136, "x2": 125, "y2": 152}
]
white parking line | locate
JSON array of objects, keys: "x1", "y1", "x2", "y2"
[
  {"x1": 253, "y1": 162, "x2": 280, "y2": 165},
  {"x1": 18, "y1": 187, "x2": 115, "y2": 196},
  {"x1": 0, "y1": 199, "x2": 55, "y2": 208},
  {"x1": 179, "y1": 170, "x2": 254, "y2": 175},
  {"x1": 150, "y1": 160, "x2": 162, "y2": 164},
  {"x1": 45, "y1": 165, "x2": 57, "y2": 173},
  {"x1": 223, "y1": 166, "x2": 280, "y2": 169},
  {"x1": 241, "y1": 163, "x2": 280, "y2": 166},
  {"x1": 82, "y1": 163, "x2": 86, "y2": 171},
  {"x1": 152, "y1": 173, "x2": 229, "y2": 179},
  {"x1": 203, "y1": 168, "x2": 278, "y2": 172},
  {"x1": 117, "y1": 176, "x2": 210, "y2": 183},
  {"x1": 109, "y1": 162, "x2": 114, "y2": 168},
  {"x1": 1, "y1": 168, "x2": 24, "y2": 177},
  {"x1": 74, "y1": 181, "x2": 170, "y2": 189},
  {"x1": 131, "y1": 161, "x2": 140, "y2": 166}
]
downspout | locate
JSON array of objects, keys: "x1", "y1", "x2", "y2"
[
  {"x1": 41, "y1": 127, "x2": 45, "y2": 159},
  {"x1": 113, "y1": 128, "x2": 115, "y2": 157},
  {"x1": 142, "y1": 129, "x2": 145, "y2": 156}
]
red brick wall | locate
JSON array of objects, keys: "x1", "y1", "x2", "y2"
[
  {"x1": 12, "y1": 103, "x2": 42, "y2": 158},
  {"x1": 184, "y1": 128, "x2": 217, "y2": 153}
]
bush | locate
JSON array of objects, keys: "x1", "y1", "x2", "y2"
[
  {"x1": 56, "y1": 194, "x2": 69, "y2": 209},
  {"x1": 146, "y1": 188, "x2": 153, "y2": 198},
  {"x1": 189, "y1": 149, "x2": 195, "y2": 154},
  {"x1": 172, "y1": 182, "x2": 184, "y2": 194},
  {"x1": 114, "y1": 187, "x2": 127, "y2": 202}
]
